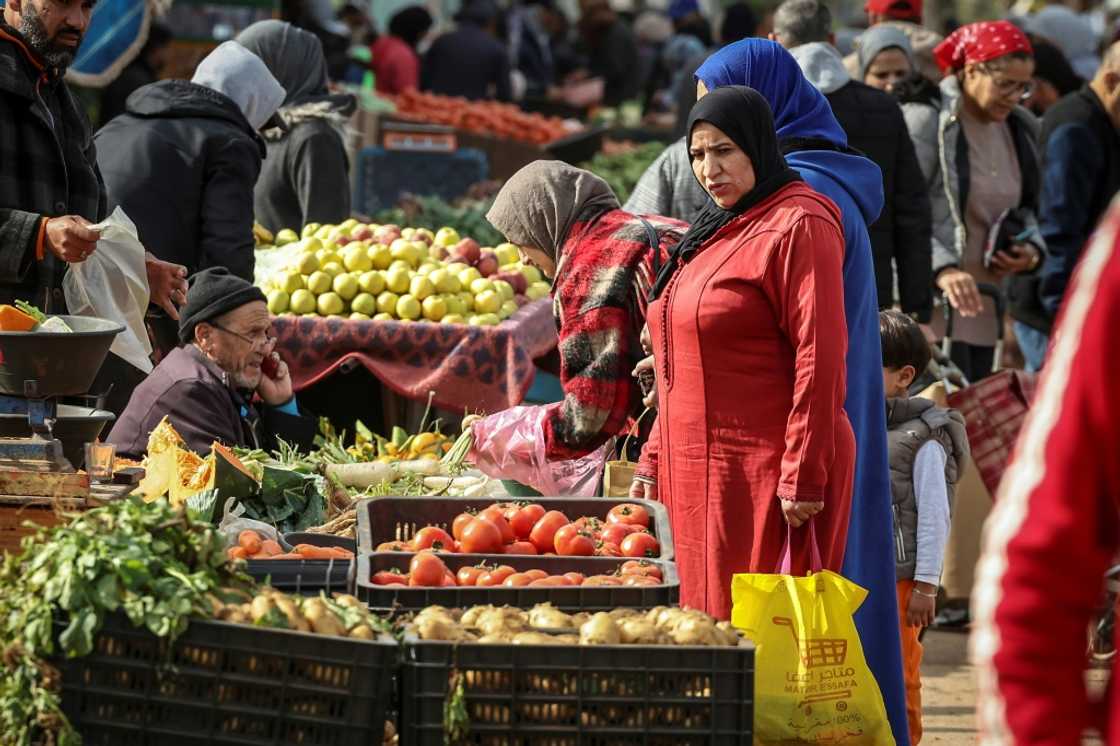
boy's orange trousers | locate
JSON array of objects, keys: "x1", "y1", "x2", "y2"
[{"x1": 896, "y1": 580, "x2": 924, "y2": 745}]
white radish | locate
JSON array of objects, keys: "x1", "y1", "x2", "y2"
[
  {"x1": 324, "y1": 461, "x2": 398, "y2": 488},
  {"x1": 396, "y1": 459, "x2": 445, "y2": 476}
]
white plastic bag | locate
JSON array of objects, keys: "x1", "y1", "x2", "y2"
[{"x1": 63, "y1": 207, "x2": 153, "y2": 372}]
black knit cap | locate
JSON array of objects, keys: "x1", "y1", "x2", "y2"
[{"x1": 179, "y1": 267, "x2": 267, "y2": 344}]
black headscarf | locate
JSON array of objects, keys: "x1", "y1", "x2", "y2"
[{"x1": 650, "y1": 85, "x2": 801, "y2": 300}]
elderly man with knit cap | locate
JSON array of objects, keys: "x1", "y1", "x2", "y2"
[{"x1": 108, "y1": 268, "x2": 317, "y2": 459}]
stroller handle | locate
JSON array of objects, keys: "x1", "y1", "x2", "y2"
[{"x1": 942, "y1": 281, "x2": 1005, "y2": 340}]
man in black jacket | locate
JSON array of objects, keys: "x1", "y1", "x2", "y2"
[
  {"x1": 422, "y1": 0, "x2": 511, "y2": 101},
  {"x1": 1014, "y1": 42, "x2": 1120, "y2": 369},
  {"x1": 774, "y1": 0, "x2": 933, "y2": 324},
  {"x1": 109, "y1": 268, "x2": 317, "y2": 458},
  {"x1": 99, "y1": 23, "x2": 172, "y2": 127},
  {"x1": 95, "y1": 41, "x2": 284, "y2": 356}
]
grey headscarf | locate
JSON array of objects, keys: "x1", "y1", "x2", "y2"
[
  {"x1": 485, "y1": 161, "x2": 620, "y2": 262},
  {"x1": 191, "y1": 41, "x2": 285, "y2": 131},
  {"x1": 857, "y1": 25, "x2": 916, "y2": 80},
  {"x1": 235, "y1": 20, "x2": 355, "y2": 133}
]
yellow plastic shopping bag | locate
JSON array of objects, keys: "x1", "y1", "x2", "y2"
[{"x1": 731, "y1": 524, "x2": 894, "y2": 745}]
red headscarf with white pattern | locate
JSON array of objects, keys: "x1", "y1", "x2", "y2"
[{"x1": 933, "y1": 20, "x2": 1033, "y2": 73}]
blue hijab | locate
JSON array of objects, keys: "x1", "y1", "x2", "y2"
[{"x1": 697, "y1": 39, "x2": 909, "y2": 746}]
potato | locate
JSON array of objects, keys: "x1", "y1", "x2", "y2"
[
  {"x1": 416, "y1": 615, "x2": 458, "y2": 641},
  {"x1": 579, "y1": 612, "x2": 621, "y2": 645},
  {"x1": 477, "y1": 633, "x2": 511, "y2": 644},
  {"x1": 715, "y1": 621, "x2": 741, "y2": 646},
  {"x1": 669, "y1": 616, "x2": 719, "y2": 646},
  {"x1": 608, "y1": 608, "x2": 640, "y2": 621},
  {"x1": 618, "y1": 618, "x2": 661, "y2": 645},
  {"x1": 303, "y1": 599, "x2": 346, "y2": 636},
  {"x1": 250, "y1": 595, "x2": 276, "y2": 623},
  {"x1": 476, "y1": 609, "x2": 525, "y2": 637},
  {"x1": 383, "y1": 720, "x2": 397, "y2": 745},
  {"x1": 225, "y1": 610, "x2": 248, "y2": 624},
  {"x1": 512, "y1": 631, "x2": 562, "y2": 645},
  {"x1": 460, "y1": 605, "x2": 494, "y2": 627},
  {"x1": 333, "y1": 593, "x2": 363, "y2": 609},
  {"x1": 349, "y1": 625, "x2": 376, "y2": 640},
  {"x1": 528, "y1": 603, "x2": 573, "y2": 629},
  {"x1": 274, "y1": 595, "x2": 311, "y2": 633}
]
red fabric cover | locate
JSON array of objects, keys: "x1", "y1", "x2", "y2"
[
  {"x1": 647, "y1": 181, "x2": 855, "y2": 619},
  {"x1": 933, "y1": 20, "x2": 1033, "y2": 73},
  {"x1": 273, "y1": 298, "x2": 558, "y2": 413},
  {"x1": 946, "y1": 369, "x2": 1037, "y2": 496},
  {"x1": 973, "y1": 202, "x2": 1120, "y2": 745}
]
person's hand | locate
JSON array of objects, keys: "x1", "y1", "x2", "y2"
[
  {"x1": 907, "y1": 583, "x2": 938, "y2": 628},
  {"x1": 632, "y1": 354, "x2": 657, "y2": 409},
  {"x1": 989, "y1": 242, "x2": 1040, "y2": 276},
  {"x1": 936, "y1": 268, "x2": 983, "y2": 318},
  {"x1": 780, "y1": 499, "x2": 824, "y2": 528},
  {"x1": 44, "y1": 215, "x2": 100, "y2": 263},
  {"x1": 629, "y1": 478, "x2": 656, "y2": 500},
  {"x1": 257, "y1": 350, "x2": 294, "y2": 407},
  {"x1": 145, "y1": 253, "x2": 189, "y2": 320}
]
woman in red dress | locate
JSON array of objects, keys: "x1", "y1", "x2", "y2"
[{"x1": 647, "y1": 85, "x2": 856, "y2": 618}]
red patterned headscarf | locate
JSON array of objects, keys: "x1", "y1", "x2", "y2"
[{"x1": 933, "y1": 20, "x2": 1033, "y2": 73}]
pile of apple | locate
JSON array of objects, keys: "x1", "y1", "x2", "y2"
[{"x1": 258, "y1": 220, "x2": 551, "y2": 326}]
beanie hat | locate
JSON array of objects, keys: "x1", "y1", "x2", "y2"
[
  {"x1": 179, "y1": 267, "x2": 267, "y2": 344},
  {"x1": 865, "y1": 0, "x2": 921, "y2": 21}
]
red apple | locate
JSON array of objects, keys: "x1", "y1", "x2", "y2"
[
  {"x1": 476, "y1": 252, "x2": 499, "y2": 277},
  {"x1": 336, "y1": 236, "x2": 352, "y2": 246},
  {"x1": 374, "y1": 225, "x2": 401, "y2": 244},
  {"x1": 351, "y1": 226, "x2": 373, "y2": 241},
  {"x1": 451, "y1": 238, "x2": 481, "y2": 265},
  {"x1": 514, "y1": 293, "x2": 530, "y2": 307},
  {"x1": 429, "y1": 243, "x2": 449, "y2": 260},
  {"x1": 496, "y1": 271, "x2": 527, "y2": 294}
]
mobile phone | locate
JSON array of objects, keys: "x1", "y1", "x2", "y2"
[{"x1": 261, "y1": 354, "x2": 280, "y2": 379}]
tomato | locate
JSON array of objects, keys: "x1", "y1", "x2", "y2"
[
  {"x1": 500, "y1": 502, "x2": 522, "y2": 523},
  {"x1": 528, "y1": 576, "x2": 560, "y2": 587},
  {"x1": 622, "y1": 574, "x2": 660, "y2": 587},
  {"x1": 412, "y1": 526, "x2": 455, "y2": 552},
  {"x1": 504, "y1": 540, "x2": 538, "y2": 555},
  {"x1": 582, "y1": 574, "x2": 622, "y2": 586},
  {"x1": 376, "y1": 541, "x2": 410, "y2": 552},
  {"x1": 566, "y1": 534, "x2": 596, "y2": 557},
  {"x1": 607, "y1": 503, "x2": 651, "y2": 528},
  {"x1": 600, "y1": 522, "x2": 638, "y2": 547},
  {"x1": 552, "y1": 523, "x2": 579, "y2": 554},
  {"x1": 562, "y1": 572, "x2": 585, "y2": 586},
  {"x1": 477, "y1": 565, "x2": 517, "y2": 586},
  {"x1": 510, "y1": 503, "x2": 546, "y2": 540},
  {"x1": 620, "y1": 532, "x2": 660, "y2": 558},
  {"x1": 529, "y1": 511, "x2": 569, "y2": 553},
  {"x1": 457, "y1": 565, "x2": 486, "y2": 586},
  {"x1": 594, "y1": 541, "x2": 622, "y2": 557},
  {"x1": 478, "y1": 507, "x2": 516, "y2": 545},
  {"x1": 442, "y1": 570, "x2": 458, "y2": 587},
  {"x1": 460, "y1": 517, "x2": 504, "y2": 554},
  {"x1": 452, "y1": 512, "x2": 476, "y2": 541},
  {"x1": 523, "y1": 569, "x2": 549, "y2": 581},
  {"x1": 620, "y1": 560, "x2": 663, "y2": 580},
  {"x1": 372, "y1": 570, "x2": 408, "y2": 586},
  {"x1": 503, "y1": 572, "x2": 534, "y2": 587},
  {"x1": 408, "y1": 552, "x2": 448, "y2": 587}
]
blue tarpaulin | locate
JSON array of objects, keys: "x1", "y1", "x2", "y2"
[{"x1": 68, "y1": 0, "x2": 155, "y2": 87}]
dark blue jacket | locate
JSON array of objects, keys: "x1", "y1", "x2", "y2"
[
  {"x1": 1038, "y1": 86, "x2": 1120, "y2": 320},
  {"x1": 422, "y1": 23, "x2": 511, "y2": 101}
]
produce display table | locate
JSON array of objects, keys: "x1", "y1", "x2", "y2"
[
  {"x1": 0, "y1": 482, "x2": 133, "y2": 553},
  {"x1": 274, "y1": 298, "x2": 558, "y2": 414}
]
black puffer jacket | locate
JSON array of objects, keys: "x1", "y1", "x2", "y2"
[
  {"x1": 0, "y1": 24, "x2": 106, "y2": 311},
  {"x1": 95, "y1": 80, "x2": 265, "y2": 281},
  {"x1": 827, "y1": 80, "x2": 933, "y2": 322}
]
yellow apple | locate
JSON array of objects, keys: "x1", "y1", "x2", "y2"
[
  {"x1": 359, "y1": 271, "x2": 386, "y2": 295},
  {"x1": 421, "y1": 295, "x2": 447, "y2": 321},
  {"x1": 368, "y1": 243, "x2": 392, "y2": 270},
  {"x1": 376, "y1": 291, "x2": 400, "y2": 315},
  {"x1": 333, "y1": 272, "x2": 359, "y2": 301},
  {"x1": 343, "y1": 245, "x2": 372, "y2": 272},
  {"x1": 267, "y1": 289, "x2": 289, "y2": 314},
  {"x1": 469, "y1": 278, "x2": 494, "y2": 295},
  {"x1": 409, "y1": 275, "x2": 435, "y2": 300},
  {"x1": 351, "y1": 292, "x2": 377, "y2": 316},
  {"x1": 396, "y1": 294, "x2": 422, "y2": 321},
  {"x1": 306, "y1": 271, "x2": 332, "y2": 295},
  {"x1": 386, "y1": 267, "x2": 411, "y2": 295},
  {"x1": 290, "y1": 288, "x2": 316, "y2": 314},
  {"x1": 473, "y1": 289, "x2": 502, "y2": 314},
  {"x1": 317, "y1": 292, "x2": 345, "y2": 316}
]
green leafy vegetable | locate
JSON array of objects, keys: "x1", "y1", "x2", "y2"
[{"x1": 13, "y1": 300, "x2": 45, "y2": 324}]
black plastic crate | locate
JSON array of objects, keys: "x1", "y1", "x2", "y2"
[
  {"x1": 245, "y1": 533, "x2": 357, "y2": 595},
  {"x1": 402, "y1": 635, "x2": 754, "y2": 745},
  {"x1": 55, "y1": 613, "x2": 397, "y2": 746},
  {"x1": 357, "y1": 496, "x2": 675, "y2": 561},
  {"x1": 356, "y1": 553, "x2": 678, "y2": 612}
]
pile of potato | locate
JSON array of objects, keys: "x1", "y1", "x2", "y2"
[
  {"x1": 409, "y1": 603, "x2": 745, "y2": 647},
  {"x1": 209, "y1": 588, "x2": 386, "y2": 641}
]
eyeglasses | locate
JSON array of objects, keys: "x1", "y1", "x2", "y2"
[
  {"x1": 979, "y1": 64, "x2": 1035, "y2": 101},
  {"x1": 210, "y1": 323, "x2": 276, "y2": 349}
]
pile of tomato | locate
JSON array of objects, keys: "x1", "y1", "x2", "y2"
[
  {"x1": 372, "y1": 555, "x2": 665, "y2": 589},
  {"x1": 388, "y1": 90, "x2": 571, "y2": 144},
  {"x1": 373, "y1": 502, "x2": 661, "y2": 559}
]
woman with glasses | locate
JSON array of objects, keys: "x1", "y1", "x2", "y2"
[{"x1": 916, "y1": 21, "x2": 1045, "y2": 381}]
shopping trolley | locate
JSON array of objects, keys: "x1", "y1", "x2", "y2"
[{"x1": 772, "y1": 616, "x2": 849, "y2": 668}]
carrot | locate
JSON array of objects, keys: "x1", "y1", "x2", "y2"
[
  {"x1": 260, "y1": 539, "x2": 283, "y2": 556},
  {"x1": 0, "y1": 304, "x2": 39, "y2": 332},
  {"x1": 269, "y1": 553, "x2": 302, "y2": 560},
  {"x1": 238, "y1": 530, "x2": 262, "y2": 554},
  {"x1": 227, "y1": 546, "x2": 249, "y2": 560},
  {"x1": 293, "y1": 544, "x2": 337, "y2": 559}
]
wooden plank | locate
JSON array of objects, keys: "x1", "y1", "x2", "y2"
[{"x1": 0, "y1": 470, "x2": 88, "y2": 500}]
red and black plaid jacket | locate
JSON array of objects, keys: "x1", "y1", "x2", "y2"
[{"x1": 543, "y1": 209, "x2": 684, "y2": 460}]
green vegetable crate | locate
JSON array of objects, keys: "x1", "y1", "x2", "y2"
[
  {"x1": 54, "y1": 614, "x2": 396, "y2": 745},
  {"x1": 402, "y1": 634, "x2": 755, "y2": 745}
]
